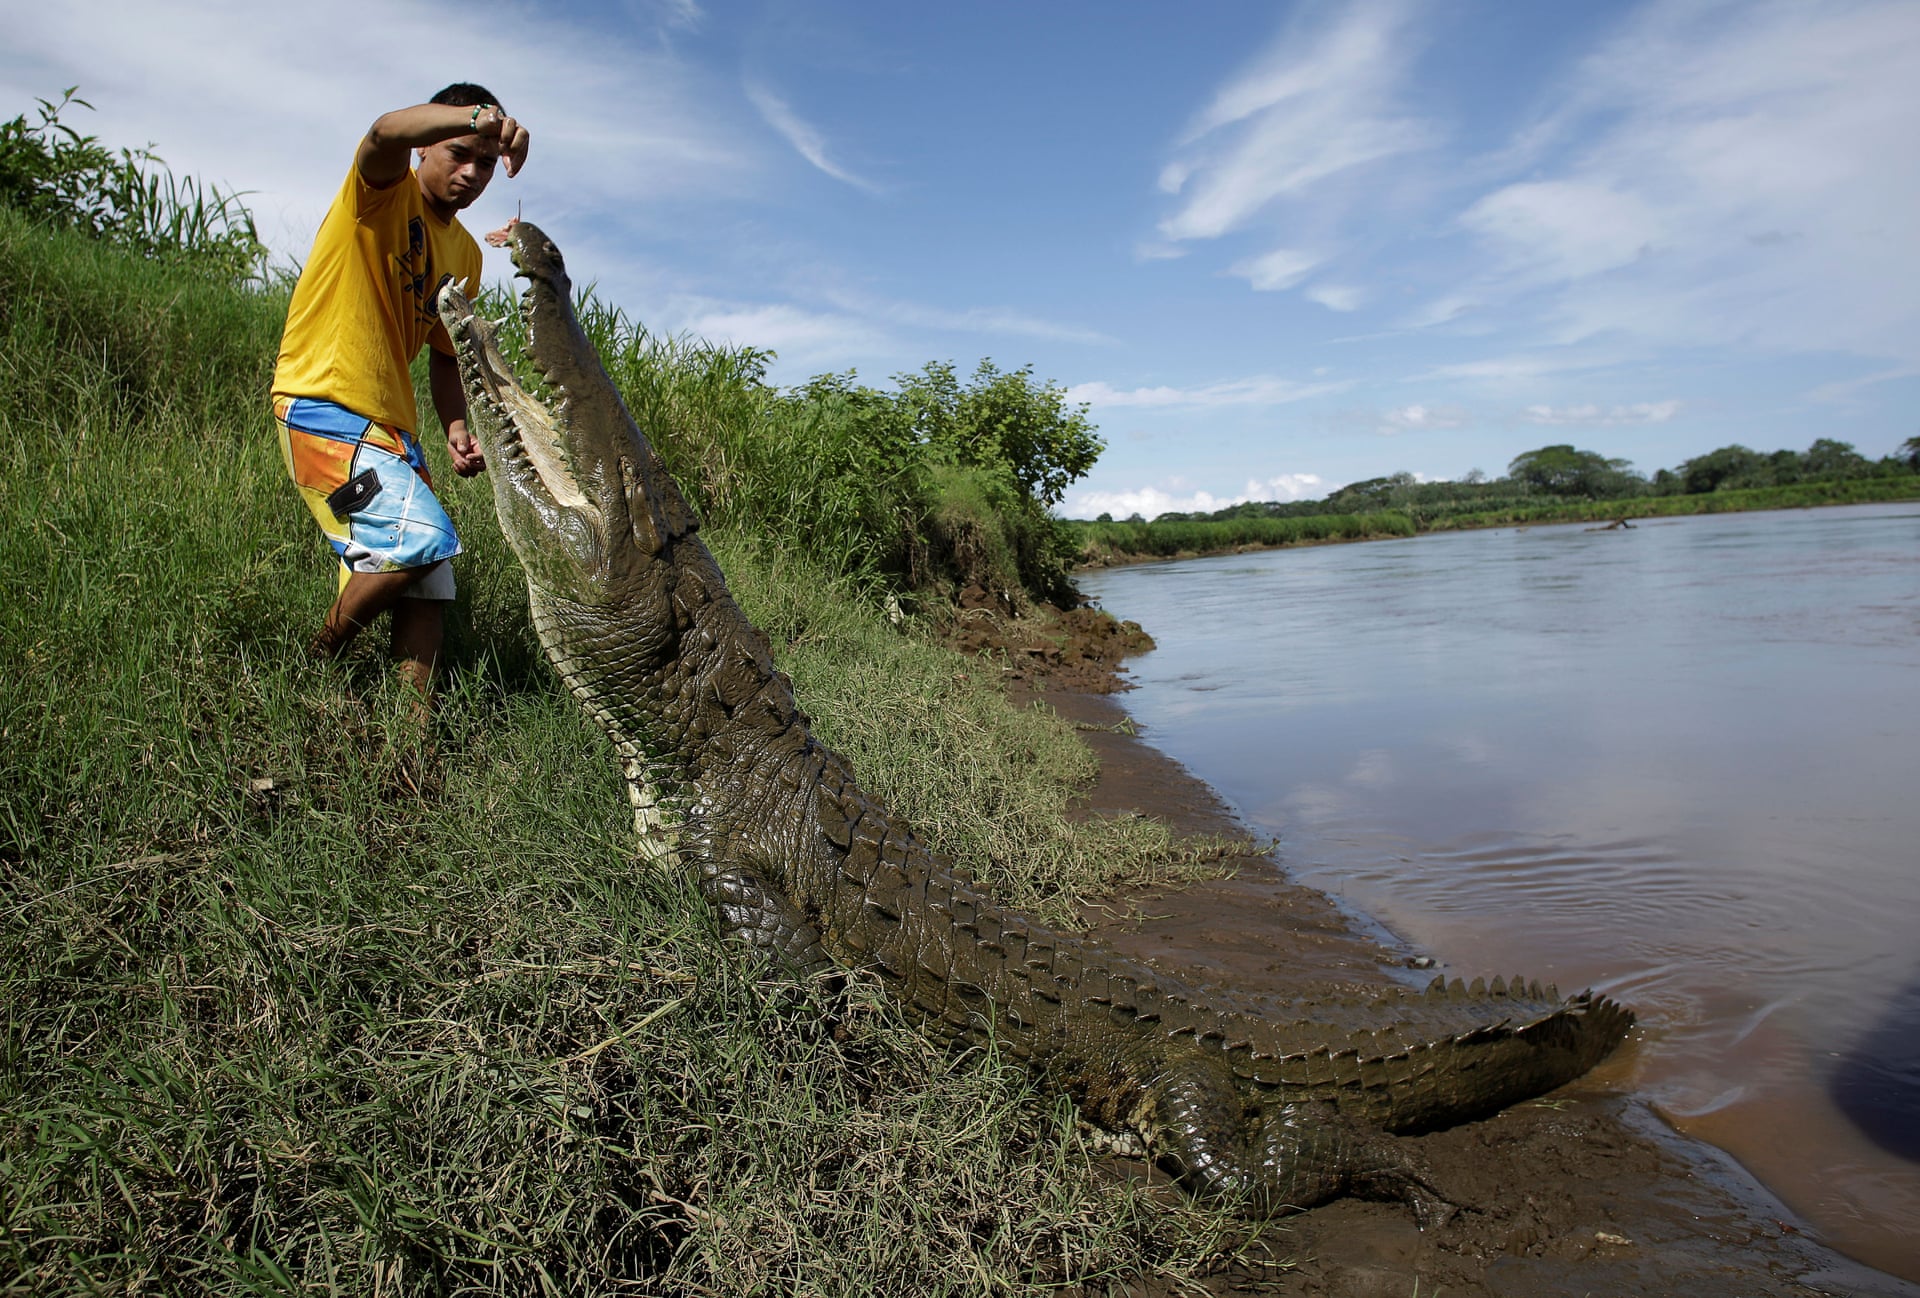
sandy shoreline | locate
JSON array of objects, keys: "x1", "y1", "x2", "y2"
[{"x1": 1030, "y1": 681, "x2": 1919, "y2": 1297}]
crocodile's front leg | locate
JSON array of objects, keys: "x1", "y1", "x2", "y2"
[{"x1": 1150, "y1": 1066, "x2": 1457, "y2": 1225}]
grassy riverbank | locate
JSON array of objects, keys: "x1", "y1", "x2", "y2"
[{"x1": 0, "y1": 206, "x2": 1252, "y2": 1292}]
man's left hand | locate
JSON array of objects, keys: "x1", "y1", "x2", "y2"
[
  {"x1": 448, "y1": 424, "x2": 487, "y2": 477},
  {"x1": 473, "y1": 107, "x2": 530, "y2": 178}
]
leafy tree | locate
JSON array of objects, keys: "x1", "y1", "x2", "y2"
[
  {"x1": 1506, "y1": 444, "x2": 1639, "y2": 497},
  {"x1": 1803, "y1": 437, "x2": 1869, "y2": 479},
  {"x1": 1326, "y1": 476, "x2": 1397, "y2": 511},
  {"x1": 1679, "y1": 445, "x2": 1766, "y2": 493},
  {"x1": 1901, "y1": 436, "x2": 1920, "y2": 471},
  {"x1": 892, "y1": 360, "x2": 1103, "y2": 508}
]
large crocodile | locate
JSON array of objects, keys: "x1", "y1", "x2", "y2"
[{"x1": 436, "y1": 221, "x2": 1634, "y2": 1220}]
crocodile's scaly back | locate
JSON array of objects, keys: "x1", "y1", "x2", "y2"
[{"x1": 438, "y1": 222, "x2": 1634, "y2": 1218}]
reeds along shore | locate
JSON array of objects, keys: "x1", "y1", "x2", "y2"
[{"x1": 0, "y1": 206, "x2": 1260, "y2": 1293}]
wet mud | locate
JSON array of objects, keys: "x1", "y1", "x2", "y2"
[{"x1": 1033, "y1": 672, "x2": 1919, "y2": 1297}]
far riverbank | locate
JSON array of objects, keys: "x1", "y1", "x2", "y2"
[{"x1": 1071, "y1": 475, "x2": 1920, "y2": 568}]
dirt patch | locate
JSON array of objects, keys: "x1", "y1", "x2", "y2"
[
  {"x1": 940, "y1": 597, "x2": 1154, "y2": 694},
  {"x1": 967, "y1": 605, "x2": 1916, "y2": 1296}
]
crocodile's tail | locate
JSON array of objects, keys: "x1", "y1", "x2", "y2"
[{"x1": 1196, "y1": 974, "x2": 1635, "y2": 1134}]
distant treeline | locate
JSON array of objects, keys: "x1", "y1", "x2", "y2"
[{"x1": 1073, "y1": 439, "x2": 1920, "y2": 562}]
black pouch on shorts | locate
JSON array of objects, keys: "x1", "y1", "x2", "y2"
[{"x1": 325, "y1": 467, "x2": 382, "y2": 518}]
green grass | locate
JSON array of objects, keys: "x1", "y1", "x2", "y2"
[
  {"x1": 0, "y1": 204, "x2": 1254, "y2": 1294},
  {"x1": 1420, "y1": 476, "x2": 1920, "y2": 531},
  {"x1": 1073, "y1": 512, "x2": 1417, "y2": 565}
]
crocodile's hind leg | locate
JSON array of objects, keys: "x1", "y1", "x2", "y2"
[
  {"x1": 1150, "y1": 1068, "x2": 1457, "y2": 1226},
  {"x1": 697, "y1": 859, "x2": 839, "y2": 986},
  {"x1": 1248, "y1": 1101, "x2": 1457, "y2": 1227}
]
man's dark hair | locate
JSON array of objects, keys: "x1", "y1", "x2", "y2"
[{"x1": 431, "y1": 83, "x2": 500, "y2": 109}]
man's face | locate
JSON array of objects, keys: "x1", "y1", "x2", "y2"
[{"x1": 416, "y1": 134, "x2": 502, "y2": 213}]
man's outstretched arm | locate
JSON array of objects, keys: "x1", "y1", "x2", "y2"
[{"x1": 357, "y1": 103, "x2": 530, "y2": 188}]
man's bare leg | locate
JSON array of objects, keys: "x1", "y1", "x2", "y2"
[
  {"x1": 309, "y1": 565, "x2": 447, "y2": 695},
  {"x1": 388, "y1": 596, "x2": 445, "y2": 696}
]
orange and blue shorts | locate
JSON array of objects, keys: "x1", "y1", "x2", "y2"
[{"x1": 273, "y1": 396, "x2": 461, "y2": 600}]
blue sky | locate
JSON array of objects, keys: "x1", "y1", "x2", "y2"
[{"x1": 7, "y1": 0, "x2": 1917, "y2": 517}]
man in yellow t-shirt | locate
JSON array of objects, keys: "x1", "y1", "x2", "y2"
[{"x1": 271, "y1": 84, "x2": 530, "y2": 694}]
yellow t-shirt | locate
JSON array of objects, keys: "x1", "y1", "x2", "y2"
[{"x1": 271, "y1": 163, "x2": 483, "y2": 432}]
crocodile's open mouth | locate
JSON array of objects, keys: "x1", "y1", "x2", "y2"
[
  {"x1": 437, "y1": 237, "x2": 590, "y2": 514},
  {"x1": 436, "y1": 219, "x2": 699, "y2": 588}
]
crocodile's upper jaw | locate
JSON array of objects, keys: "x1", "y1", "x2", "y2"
[{"x1": 436, "y1": 220, "x2": 696, "y2": 603}]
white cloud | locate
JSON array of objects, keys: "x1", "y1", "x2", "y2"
[
  {"x1": 1378, "y1": 403, "x2": 1466, "y2": 434},
  {"x1": 1417, "y1": 351, "x2": 1621, "y2": 384},
  {"x1": 1460, "y1": 180, "x2": 1662, "y2": 282},
  {"x1": 1807, "y1": 364, "x2": 1920, "y2": 406},
  {"x1": 1230, "y1": 247, "x2": 1321, "y2": 291},
  {"x1": 1157, "y1": 0, "x2": 1435, "y2": 244},
  {"x1": 746, "y1": 80, "x2": 884, "y2": 195},
  {"x1": 663, "y1": 298, "x2": 892, "y2": 373},
  {"x1": 1454, "y1": 0, "x2": 1920, "y2": 362},
  {"x1": 1521, "y1": 401, "x2": 1680, "y2": 426},
  {"x1": 0, "y1": 0, "x2": 758, "y2": 261},
  {"x1": 1398, "y1": 293, "x2": 1478, "y2": 331},
  {"x1": 1067, "y1": 375, "x2": 1350, "y2": 410},
  {"x1": 1306, "y1": 283, "x2": 1365, "y2": 312},
  {"x1": 1133, "y1": 241, "x2": 1190, "y2": 263},
  {"x1": 1243, "y1": 473, "x2": 1325, "y2": 502},
  {"x1": 1064, "y1": 472, "x2": 1325, "y2": 521},
  {"x1": 809, "y1": 284, "x2": 1114, "y2": 346}
]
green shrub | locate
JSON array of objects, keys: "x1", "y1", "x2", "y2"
[
  {"x1": 0, "y1": 89, "x2": 264, "y2": 282},
  {"x1": 481, "y1": 286, "x2": 1099, "y2": 605}
]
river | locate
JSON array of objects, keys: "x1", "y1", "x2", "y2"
[{"x1": 1078, "y1": 502, "x2": 1920, "y2": 1279}]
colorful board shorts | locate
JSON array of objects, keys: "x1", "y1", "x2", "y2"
[{"x1": 273, "y1": 396, "x2": 461, "y2": 601}]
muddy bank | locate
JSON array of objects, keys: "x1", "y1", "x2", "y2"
[{"x1": 999, "y1": 628, "x2": 1917, "y2": 1295}]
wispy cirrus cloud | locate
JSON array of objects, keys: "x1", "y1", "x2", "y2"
[
  {"x1": 1153, "y1": 0, "x2": 1436, "y2": 310},
  {"x1": 1229, "y1": 247, "x2": 1321, "y2": 292},
  {"x1": 810, "y1": 285, "x2": 1115, "y2": 346},
  {"x1": 661, "y1": 297, "x2": 894, "y2": 374},
  {"x1": 1428, "y1": 0, "x2": 1920, "y2": 363},
  {"x1": 1415, "y1": 350, "x2": 1624, "y2": 385},
  {"x1": 1158, "y1": 0, "x2": 1433, "y2": 244},
  {"x1": 1521, "y1": 401, "x2": 1680, "y2": 426},
  {"x1": 1377, "y1": 404, "x2": 1466, "y2": 435},
  {"x1": 0, "y1": 0, "x2": 758, "y2": 259},
  {"x1": 1067, "y1": 375, "x2": 1350, "y2": 410},
  {"x1": 745, "y1": 80, "x2": 884, "y2": 195},
  {"x1": 1306, "y1": 283, "x2": 1366, "y2": 312}
]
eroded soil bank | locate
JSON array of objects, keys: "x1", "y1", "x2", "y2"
[{"x1": 985, "y1": 605, "x2": 1917, "y2": 1297}]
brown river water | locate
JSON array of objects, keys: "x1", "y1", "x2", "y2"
[{"x1": 1079, "y1": 503, "x2": 1920, "y2": 1281}]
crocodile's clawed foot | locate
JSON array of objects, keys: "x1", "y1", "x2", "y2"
[
  {"x1": 1155, "y1": 1080, "x2": 1465, "y2": 1226},
  {"x1": 1268, "y1": 1101, "x2": 1466, "y2": 1229},
  {"x1": 1406, "y1": 1183, "x2": 1460, "y2": 1231}
]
